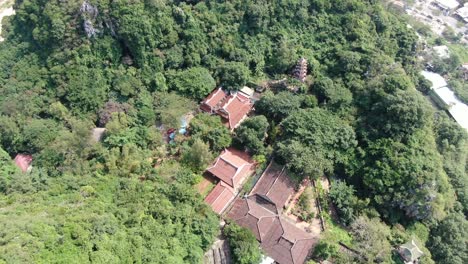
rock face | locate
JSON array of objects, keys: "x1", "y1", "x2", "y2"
[
  {"x1": 80, "y1": 1, "x2": 99, "y2": 38},
  {"x1": 80, "y1": 1, "x2": 99, "y2": 19}
]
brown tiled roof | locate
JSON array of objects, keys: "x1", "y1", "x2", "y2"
[
  {"x1": 217, "y1": 93, "x2": 253, "y2": 130},
  {"x1": 201, "y1": 88, "x2": 227, "y2": 113},
  {"x1": 227, "y1": 195, "x2": 317, "y2": 264},
  {"x1": 206, "y1": 148, "x2": 255, "y2": 189},
  {"x1": 204, "y1": 181, "x2": 235, "y2": 214},
  {"x1": 251, "y1": 162, "x2": 295, "y2": 210},
  {"x1": 14, "y1": 154, "x2": 33, "y2": 173}
]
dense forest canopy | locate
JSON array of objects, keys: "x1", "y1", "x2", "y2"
[{"x1": 0, "y1": 0, "x2": 466, "y2": 263}]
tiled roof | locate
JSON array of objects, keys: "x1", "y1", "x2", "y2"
[
  {"x1": 251, "y1": 162, "x2": 296, "y2": 210},
  {"x1": 201, "y1": 88, "x2": 227, "y2": 113},
  {"x1": 217, "y1": 93, "x2": 253, "y2": 130},
  {"x1": 227, "y1": 195, "x2": 317, "y2": 264},
  {"x1": 204, "y1": 181, "x2": 235, "y2": 214},
  {"x1": 206, "y1": 148, "x2": 255, "y2": 189},
  {"x1": 200, "y1": 88, "x2": 253, "y2": 130},
  {"x1": 14, "y1": 154, "x2": 32, "y2": 173}
]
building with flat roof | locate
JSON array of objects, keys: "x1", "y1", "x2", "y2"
[
  {"x1": 421, "y1": 70, "x2": 468, "y2": 131},
  {"x1": 455, "y1": 3, "x2": 468, "y2": 23},
  {"x1": 434, "y1": 0, "x2": 460, "y2": 11}
]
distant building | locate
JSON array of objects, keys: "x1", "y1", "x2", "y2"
[
  {"x1": 204, "y1": 148, "x2": 256, "y2": 214},
  {"x1": 388, "y1": 0, "x2": 406, "y2": 11},
  {"x1": 200, "y1": 88, "x2": 254, "y2": 131},
  {"x1": 397, "y1": 240, "x2": 424, "y2": 264},
  {"x1": 433, "y1": 0, "x2": 460, "y2": 14},
  {"x1": 293, "y1": 58, "x2": 308, "y2": 82},
  {"x1": 455, "y1": 3, "x2": 468, "y2": 23},
  {"x1": 421, "y1": 70, "x2": 468, "y2": 131},
  {"x1": 14, "y1": 154, "x2": 33, "y2": 173}
]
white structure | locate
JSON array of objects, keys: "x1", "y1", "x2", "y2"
[
  {"x1": 433, "y1": 45, "x2": 450, "y2": 59},
  {"x1": 455, "y1": 3, "x2": 468, "y2": 23},
  {"x1": 421, "y1": 71, "x2": 468, "y2": 130},
  {"x1": 434, "y1": 0, "x2": 460, "y2": 11},
  {"x1": 260, "y1": 256, "x2": 275, "y2": 264},
  {"x1": 0, "y1": 7, "x2": 15, "y2": 42},
  {"x1": 421, "y1": 71, "x2": 447, "y2": 89},
  {"x1": 239, "y1": 86, "x2": 255, "y2": 98}
]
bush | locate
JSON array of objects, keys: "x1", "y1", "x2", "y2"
[
  {"x1": 224, "y1": 222, "x2": 262, "y2": 264},
  {"x1": 313, "y1": 241, "x2": 339, "y2": 260}
]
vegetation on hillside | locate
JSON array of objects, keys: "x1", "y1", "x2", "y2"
[{"x1": 0, "y1": 0, "x2": 466, "y2": 263}]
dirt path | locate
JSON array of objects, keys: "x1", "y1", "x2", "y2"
[
  {"x1": 0, "y1": 0, "x2": 15, "y2": 42},
  {"x1": 283, "y1": 179, "x2": 322, "y2": 236}
]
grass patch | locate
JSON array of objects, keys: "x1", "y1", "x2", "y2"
[
  {"x1": 448, "y1": 43, "x2": 468, "y2": 62},
  {"x1": 321, "y1": 212, "x2": 353, "y2": 247},
  {"x1": 200, "y1": 181, "x2": 215, "y2": 197},
  {"x1": 293, "y1": 187, "x2": 315, "y2": 222}
]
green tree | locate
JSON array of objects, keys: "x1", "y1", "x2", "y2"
[
  {"x1": 224, "y1": 222, "x2": 262, "y2": 264},
  {"x1": 182, "y1": 138, "x2": 213, "y2": 172},
  {"x1": 216, "y1": 62, "x2": 251, "y2": 90},
  {"x1": 364, "y1": 90, "x2": 433, "y2": 140},
  {"x1": 233, "y1": 116, "x2": 269, "y2": 155},
  {"x1": 167, "y1": 67, "x2": 216, "y2": 100},
  {"x1": 189, "y1": 113, "x2": 232, "y2": 152},
  {"x1": 360, "y1": 132, "x2": 454, "y2": 222},
  {"x1": 329, "y1": 180, "x2": 370, "y2": 225},
  {"x1": 276, "y1": 108, "x2": 356, "y2": 179},
  {"x1": 313, "y1": 241, "x2": 339, "y2": 261},
  {"x1": 349, "y1": 216, "x2": 392, "y2": 263},
  {"x1": 428, "y1": 212, "x2": 468, "y2": 264},
  {"x1": 255, "y1": 91, "x2": 304, "y2": 122},
  {"x1": 153, "y1": 92, "x2": 196, "y2": 129},
  {"x1": 312, "y1": 77, "x2": 353, "y2": 110}
]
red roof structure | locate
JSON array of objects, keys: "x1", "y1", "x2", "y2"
[
  {"x1": 206, "y1": 148, "x2": 255, "y2": 190},
  {"x1": 204, "y1": 181, "x2": 235, "y2": 214},
  {"x1": 204, "y1": 148, "x2": 256, "y2": 214},
  {"x1": 200, "y1": 87, "x2": 228, "y2": 113},
  {"x1": 200, "y1": 88, "x2": 254, "y2": 131},
  {"x1": 217, "y1": 93, "x2": 253, "y2": 130},
  {"x1": 250, "y1": 161, "x2": 296, "y2": 211},
  {"x1": 228, "y1": 195, "x2": 317, "y2": 264},
  {"x1": 14, "y1": 154, "x2": 33, "y2": 173}
]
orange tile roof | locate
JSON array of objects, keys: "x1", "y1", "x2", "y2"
[
  {"x1": 217, "y1": 93, "x2": 253, "y2": 130},
  {"x1": 204, "y1": 181, "x2": 235, "y2": 214},
  {"x1": 206, "y1": 148, "x2": 255, "y2": 189},
  {"x1": 200, "y1": 88, "x2": 227, "y2": 113}
]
